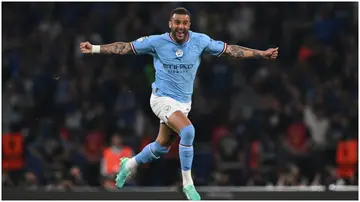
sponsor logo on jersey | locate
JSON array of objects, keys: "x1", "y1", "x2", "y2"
[{"x1": 163, "y1": 64, "x2": 194, "y2": 70}]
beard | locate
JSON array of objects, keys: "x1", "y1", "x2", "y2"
[{"x1": 171, "y1": 28, "x2": 189, "y2": 42}]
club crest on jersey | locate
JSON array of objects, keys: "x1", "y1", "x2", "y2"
[{"x1": 176, "y1": 49, "x2": 183, "y2": 57}]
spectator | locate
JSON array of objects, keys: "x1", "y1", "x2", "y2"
[
  {"x1": 214, "y1": 132, "x2": 245, "y2": 185},
  {"x1": 281, "y1": 122, "x2": 313, "y2": 179},
  {"x1": 276, "y1": 164, "x2": 307, "y2": 186},
  {"x1": 23, "y1": 171, "x2": 39, "y2": 188},
  {"x1": 303, "y1": 105, "x2": 330, "y2": 148},
  {"x1": 211, "y1": 171, "x2": 230, "y2": 186},
  {"x1": 2, "y1": 172, "x2": 15, "y2": 187},
  {"x1": 59, "y1": 166, "x2": 86, "y2": 188},
  {"x1": 101, "y1": 134, "x2": 134, "y2": 187},
  {"x1": 81, "y1": 130, "x2": 105, "y2": 186},
  {"x1": 28, "y1": 137, "x2": 67, "y2": 185}
]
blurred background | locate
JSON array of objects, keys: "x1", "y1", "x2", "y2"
[{"x1": 2, "y1": 2, "x2": 358, "y2": 191}]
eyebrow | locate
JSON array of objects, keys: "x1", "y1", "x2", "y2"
[{"x1": 174, "y1": 20, "x2": 189, "y2": 22}]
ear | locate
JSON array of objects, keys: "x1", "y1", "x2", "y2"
[{"x1": 168, "y1": 21, "x2": 171, "y2": 29}]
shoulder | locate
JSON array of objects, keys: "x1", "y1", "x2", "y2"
[
  {"x1": 134, "y1": 34, "x2": 164, "y2": 43},
  {"x1": 144, "y1": 33, "x2": 169, "y2": 46},
  {"x1": 191, "y1": 31, "x2": 211, "y2": 41},
  {"x1": 190, "y1": 31, "x2": 211, "y2": 48},
  {"x1": 134, "y1": 35, "x2": 154, "y2": 42}
]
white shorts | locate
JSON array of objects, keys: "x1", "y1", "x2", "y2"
[{"x1": 150, "y1": 93, "x2": 192, "y2": 124}]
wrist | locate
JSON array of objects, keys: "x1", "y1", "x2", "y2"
[
  {"x1": 260, "y1": 51, "x2": 266, "y2": 58},
  {"x1": 92, "y1": 45, "x2": 101, "y2": 53}
]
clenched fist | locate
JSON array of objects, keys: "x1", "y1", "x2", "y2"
[
  {"x1": 263, "y1": 47, "x2": 279, "y2": 60},
  {"x1": 79, "y1": 41, "x2": 93, "y2": 54}
]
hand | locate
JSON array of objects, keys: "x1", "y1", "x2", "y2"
[
  {"x1": 79, "y1": 41, "x2": 93, "y2": 54},
  {"x1": 263, "y1": 47, "x2": 279, "y2": 60}
]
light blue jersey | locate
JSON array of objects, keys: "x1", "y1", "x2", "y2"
[{"x1": 130, "y1": 31, "x2": 227, "y2": 103}]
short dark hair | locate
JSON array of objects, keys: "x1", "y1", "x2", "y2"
[{"x1": 170, "y1": 7, "x2": 190, "y2": 20}]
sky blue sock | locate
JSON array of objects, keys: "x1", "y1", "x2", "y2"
[
  {"x1": 179, "y1": 144, "x2": 193, "y2": 171},
  {"x1": 134, "y1": 141, "x2": 169, "y2": 164}
]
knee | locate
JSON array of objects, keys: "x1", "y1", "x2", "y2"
[
  {"x1": 179, "y1": 124, "x2": 195, "y2": 146},
  {"x1": 150, "y1": 141, "x2": 170, "y2": 157}
]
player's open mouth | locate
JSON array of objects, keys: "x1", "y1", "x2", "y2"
[{"x1": 176, "y1": 31, "x2": 185, "y2": 38}]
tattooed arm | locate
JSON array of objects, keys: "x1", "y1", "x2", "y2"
[
  {"x1": 99, "y1": 42, "x2": 133, "y2": 55},
  {"x1": 224, "y1": 45, "x2": 264, "y2": 59},
  {"x1": 223, "y1": 45, "x2": 278, "y2": 60},
  {"x1": 79, "y1": 41, "x2": 133, "y2": 55}
]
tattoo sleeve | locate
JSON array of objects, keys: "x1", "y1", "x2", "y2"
[
  {"x1": 99, "y1": 42, "x2": 133, "y2": 55},
  {"x1": 224, "y1": 45, "x2": 265, "y2": 59}
]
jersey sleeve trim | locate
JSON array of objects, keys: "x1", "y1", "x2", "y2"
[
  {"x1": 217, "y1": 43, "x2": 227, "y2": 57},
  {"x1": 130, "y1": 42, "x2": 138, "y2": 55}
]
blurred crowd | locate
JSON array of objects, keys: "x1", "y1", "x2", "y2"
[{"x1": 2, "y1": 2, "x2": 358, "y2": 189}]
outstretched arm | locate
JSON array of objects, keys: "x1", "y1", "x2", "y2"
[
  {"x1": 223, "y1": 45, "x2": 278, "y2": 60},
  {"x1": 99, "y1": 42, "x2": 133, "y2": 55},
  {"x1": 80, "y1": 41, "x2": 133, "y2": 55}
]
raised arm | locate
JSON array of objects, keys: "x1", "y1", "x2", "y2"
[
  {"x1": 80, "y1": 41, "x2": 133, "y2": 55},
  {"x1": 223, "y1": 45, "x2": 278, "y2": 60}
]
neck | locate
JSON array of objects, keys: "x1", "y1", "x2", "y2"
[{"x1": 112, "y1": 145, "x2": 121, "y2": 150}]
